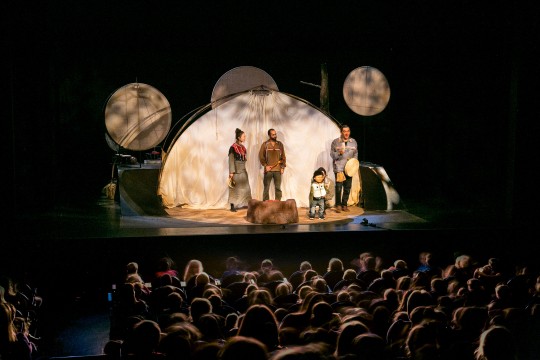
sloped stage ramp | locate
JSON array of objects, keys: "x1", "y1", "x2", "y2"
[{"x1": 118, "y1": 165, "x2": 167, "y2": 216}]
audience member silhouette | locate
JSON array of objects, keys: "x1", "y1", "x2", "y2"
[
  {"x1": 357, "y1": 256, "x2": 380, "y2": 289},
  {"x1": 445, "y1": 254, "x2": 476, "y2": 288},
  {"x1": 219, "y1": 335, "x2": 268, "y2": 360},
  {"x1": 187, "y1": 272, "x2": 215, "y2": 302},
  {"x1": 0, "y1": 302, "x2": 36, "y2": 360},
  {"x1": 351, "y1": 332, "x2": 386, "y2": 360},
  {"x1": 191, "y1": 341, "x2": 221, "y2": 360},
  {"x1": 368, "y1": 269, "x2": 396, "y2": 295},
  {"x1": 157, "y1": 321, "x2": 202, "y2": 358},
  {"x1": 333, "y1": 268, "x2": 365, "y2": 293},
  {"x1": 190, "y1": 297, "x2": 213, "y2": 325},
  {"x1": 126, "y1": 262, "x2": 144, "y2": 284},
  {"x1": 404, "y1": 320, "x2": 443, "y2": 360},
  {"x1": 0, "y1": 275, "x2": 40, "y2": 323},
  {"x1": 273, "y1": 282, "x2": 298, "y2": 310},
  {"x1": 183, "y1": 259, "x2": 205, "y2": 293},
  {"x1": 334, "y1": 319, "x2": 370, "y2": 358},
  {"x1": 487, "y1": 284, "x2": 513, "y2": 317},
  {"x1": 121, "y1": 319, "x2": 164, "y2": 359},
  {"x1": 294, "y1": 269, "x2": 321, "y2": 293},
  {"x1": 474, "y1": 257, "x2": 505, "y2": 294},
  {"x1": 153, "y1": 257, "x2": 179, "y2": 287},
  {"x1": 110, "y1": 282, "x2": 150, "y2": 340},
  {"x1": 322, "y1": 258, "x2": 345, "y2": 290},
  {"x1": 288, "y1": 261, "x2": 313, "y2": 292},
  {"x1": 220, "y1": 256, "x2": 245, "y2": 288},
  {"x1": 474, "y1": 325, "x2": 517, "y2": 360},
  {"x1": 237, "y1": 304, "x2": 280, "y2": 352},
  {"x1": 388, "y1": 259, "x2": 412, "y2": 280},
  {"x1": 257, "y1": 259, "x2": 285, "y2": 287},
  {"x1": 195, "y1": 312, "x2": 226, "y2": 345},
  {"x1": 270, "y1": 342, "x2": 332, "y2": 360},
  {"x1": 415, "y1": 251, "x2": 442, "y2": 280},
  {"x1": 280, "y1": 292, "x2": 326, "y2": 340}
]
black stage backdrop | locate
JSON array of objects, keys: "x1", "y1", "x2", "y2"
[{"x1": 6, "y1": 1, "x2": 539, "y2": 230}]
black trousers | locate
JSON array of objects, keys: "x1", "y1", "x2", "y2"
[{"x1": 334, "y1": 173, "x2": 352, "y2": 207}]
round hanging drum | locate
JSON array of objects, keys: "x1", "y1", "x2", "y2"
[
  {"x1": 343, "y1": 66, "x2": 391, "y2": 116},
  {"x1": 104, "y1": 83, "x2": 172, "y2": 151}
]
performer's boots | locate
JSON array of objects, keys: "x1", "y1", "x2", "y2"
[
  {"x1": 230, "y1": 203, "x2": 237, "y2": 212},
  {"x1": 342, "y1": 206, "x2": 349, "y2": 212}
]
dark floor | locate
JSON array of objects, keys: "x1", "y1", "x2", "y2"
[{"x1": 5, "y1": 193, "x2": 535, "y2": 358}]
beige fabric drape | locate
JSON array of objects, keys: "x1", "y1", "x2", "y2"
[{"x1": 159, "y1": 90, "x2": 361, "y2": 209}]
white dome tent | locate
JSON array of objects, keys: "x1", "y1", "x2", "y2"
[{"x1": 158, "y1": 92, "x2": 365, "y2": 210}]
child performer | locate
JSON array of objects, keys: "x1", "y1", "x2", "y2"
[{"x1": 309, "y1": 169, "x2": 328, "y2": 220}]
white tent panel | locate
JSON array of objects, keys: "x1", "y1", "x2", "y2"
[{"x1": 159, "y1": 90, "x2": 342, "y2": 209}]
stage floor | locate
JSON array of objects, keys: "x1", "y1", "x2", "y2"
[
  {"x1": 13, "y1": 192, "x2": 513, "y2": 240},
  {"x1": 18, "y1": 196, "x2": 441, "y2": 239}
]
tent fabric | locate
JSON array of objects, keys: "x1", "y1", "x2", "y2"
[{"x1": 158, "y1": 90, "x2": 360, "y2": 210}]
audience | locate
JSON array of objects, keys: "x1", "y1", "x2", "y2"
[{"x1": 2, "y1": 249, "x2": 539, "y2": 360}]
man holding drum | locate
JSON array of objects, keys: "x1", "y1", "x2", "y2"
[{"x1": 330, "y1": 124, "x2": 358, "y2": 213}]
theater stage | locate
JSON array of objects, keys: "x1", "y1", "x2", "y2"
[
  {"x1": 14, "y1": 166, "x2": 506, "y2": 241},
  {"x1": 31, "y1": 196, "x2": 428, "y2": 240},
  {"x1": 63, "y1": 162, "x2": 424, "y2": 239}
]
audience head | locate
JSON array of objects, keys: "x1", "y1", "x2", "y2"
[
  {"x1": 219, "y1": 335, "x2": 268, "y2": 360},
  {"x1": 126, "y1": 320, "x2": 162, "y2": 356},
  {"x1": 244, "y1": 271, "x2": 258, "y2": 284},
  {"x1": 196, "y1": 313, "x2": 224, "y2": 341},
  {"x1": 238, "y1": 304, "x2": 279, "y2": 350},
  {"x1": 406, "y1": 289, "x2": 433, "y2": 316},
  {"x1": 261, "y1": 259, "x2": 274, "y2": 272},
  {"x1": 275, "y1": 282, "x2": 292, "y2": 297},
  {"x1": 195, "y1": 272, "x2": 210, "y2": 286},
  {"x1": 297, "y1": 285, "x2": 314, "y2": 301},
  {"x1": 225, "y1": 256, "x2": 240, "y2": 270},
  {"x1": 300, "y1": 261, "x2": 312, "y2": 272},
  {"x1": 404, "y1": 321, "x2": 440, "y2": 359},
  {"x1": 363, "y1": 256, "x2": 377, "y2": 271},
  {"x1": 328, "y1": 258, "x2": 344, "y2": 272},
  {"x1": 310, "y1": 301, "x2": 335, "y2": 328},
  {"x1": 271, "y1": 342, "x2": 332, "y2": 359},
  {"x1": 189, "y1": 297, "x2": 212, "y2": 323},
  {"x1": 183, "y1": 259, "x2": 203, "y2": 282},
  {"x1": 192, "y1": 342, "x2": 221, "y2": 360},
  {"x1": 351, "y1": 333, "x2": 386, "y2": 360},
  {"x1": 248, "y1": 289, "x2": 274, "y2": 308},
  {"x1": 157, "y1": 256, "x2": 175, "y2": 272},
  {"x1": 419, "y1": 252, "x2": 432, "y2": 265},
  {"x1": 312, "y1": 277, "x2": 329, "y2": 293},
  {"x1": 381, "y1": 269, "x2": 394, "y2": 281},
  {"x1": 335, "y1": 320, "x2": 370, "y2": 357},
  {"x1": 394, "y1": 259, "x2": 408, "y2": 269},
  {"x1": 343, "y1": 269, "x2": 357, "y2": 281},
  {"x1": 303, "y1": 269, "x2": 318, "y2": 282},
  {"x1": 474, "y1": 325, "x2": 516, "y2": 360},
  {"x1": 126, "y1": 262, "x2": 138, "y2": 273}
]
